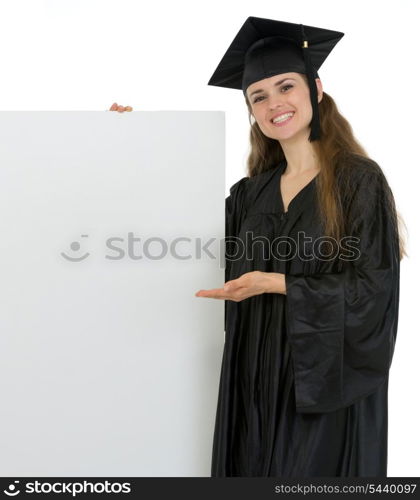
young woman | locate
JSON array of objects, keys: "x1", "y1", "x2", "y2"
[
  {"x1": 194, "y1": 17, "x2": 405, "y2": 477},
  {"x1": 111, "y1": 17, "x2": 405, "y2": 477}
]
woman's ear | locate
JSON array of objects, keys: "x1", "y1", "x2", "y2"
[{"x1": 316, "y1": 78, "x2": 323, "y2": 104}]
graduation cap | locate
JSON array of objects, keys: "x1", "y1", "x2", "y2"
[{"x1": 207, "y1": 17, "x2": 344, "y2": 141}]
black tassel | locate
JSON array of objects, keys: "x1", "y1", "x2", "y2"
[{"x1": 300, "y1": 24, "x2": 321, "y2": 142}]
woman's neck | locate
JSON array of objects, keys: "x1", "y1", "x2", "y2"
[{"x1": 279, "y1": 133, "x2": 320, "y2": 176}]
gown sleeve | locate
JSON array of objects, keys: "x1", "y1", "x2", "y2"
[{"x1": 285, "y1": 166, "x2": 400, "y2": 413}]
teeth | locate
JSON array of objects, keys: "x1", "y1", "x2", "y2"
[{"x1": 273, "y1": 112, "x2": 294, "y2": 123}]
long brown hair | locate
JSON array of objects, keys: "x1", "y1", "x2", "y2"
[{"x1": 244, "y1": 87, "x2": 407, "y2": 260}]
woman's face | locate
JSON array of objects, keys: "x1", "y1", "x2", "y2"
[{"x1": 246, "y1": 72, "x2": 323, "y2": 142}]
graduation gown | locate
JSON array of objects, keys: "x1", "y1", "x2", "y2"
[{"x1": 211, "y1": 154, "x2": 400, "y2": 477}]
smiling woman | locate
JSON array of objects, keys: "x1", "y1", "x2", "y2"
[
  {"x1": 202, "y1": 16, "x2": 405, "y2": 478},
  {"x1": 247, "y1": 73, "x2": 322, "y2": 144}
]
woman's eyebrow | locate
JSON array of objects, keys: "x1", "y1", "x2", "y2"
[{"x1": 249, "y1": 78, "x2": 296, "y2": 98}]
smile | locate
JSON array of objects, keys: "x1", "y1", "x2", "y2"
[{"x1": 271, "y1": 112, "x2": 294, "y2": 126}]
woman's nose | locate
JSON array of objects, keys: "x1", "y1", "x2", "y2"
[{"x1": 268, "y1": 95, "x2": 286, "y2": 110}]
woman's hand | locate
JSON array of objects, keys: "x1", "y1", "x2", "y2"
[
  {"x1": 195, "y1": 271, "x2": 286, "y2": 302},
  {"x1": 109, "y1": 102, "x2": 133, "y2": 112}
]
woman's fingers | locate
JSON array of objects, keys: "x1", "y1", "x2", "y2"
[
  {"x1": 195, "y1": 287, "x2": 248, "y2": 301},
  {"x1": 195, "y1": 288, "x2": 228, "y2": 300},
  {"x1": 196, "y1": 273, "x2": 266, "y2": 302},
  {"x1": 109, "y1": 103, "x2": 133, "y2": 112}
]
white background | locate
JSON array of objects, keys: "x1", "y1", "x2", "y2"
[{"x1": 0, "y1": 0, "x2": 417, "y2": 476}]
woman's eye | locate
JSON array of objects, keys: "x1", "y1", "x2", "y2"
[
  {"x1": 281, "y1": 84, "x2": 293, "y2": 92},
  {"x1": 252, "y1": 85, "x2": 293, "y2": 104}
]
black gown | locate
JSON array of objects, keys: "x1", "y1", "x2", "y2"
[{"x1": 211, "y1": 154, "x2": 400, "y2": 477}]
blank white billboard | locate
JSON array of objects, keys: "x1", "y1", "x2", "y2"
[{"x1": 0, "y1": 111, "x2": 225, "y2": 476}]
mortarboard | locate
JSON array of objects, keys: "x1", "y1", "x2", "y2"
[{"x1": 207, "y1": 16, "x2": 344, "y2": 141}]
